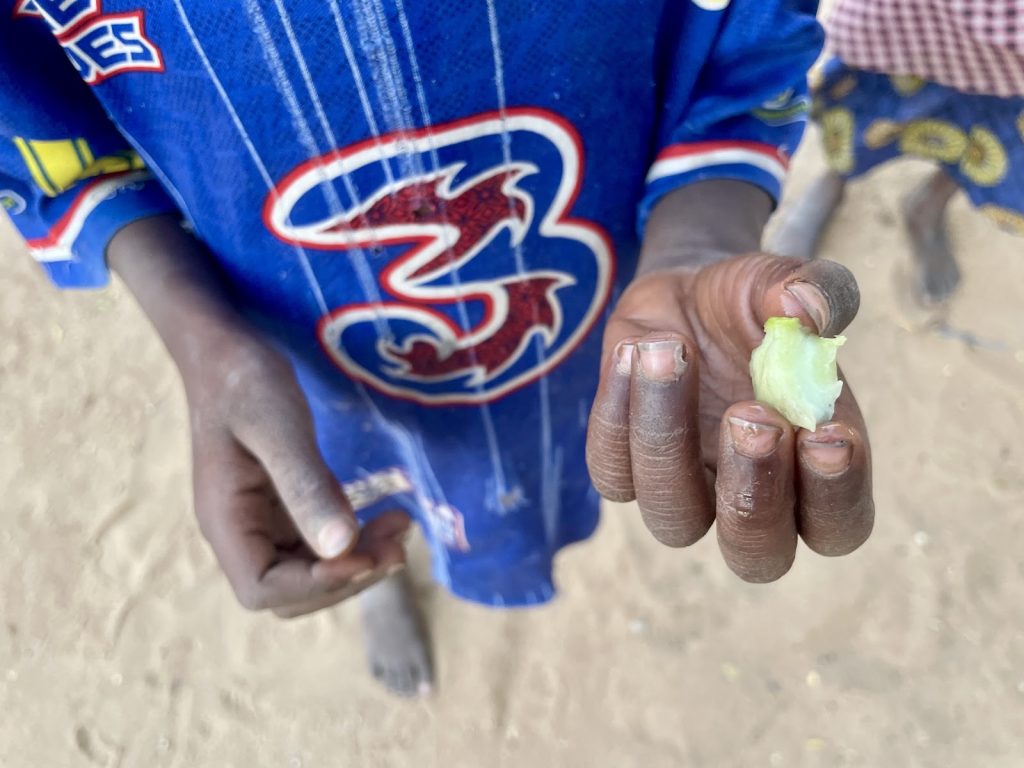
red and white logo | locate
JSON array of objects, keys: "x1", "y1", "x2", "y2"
[{"x1": 265, "y1": 109, "x2": 614, "y2": 405}]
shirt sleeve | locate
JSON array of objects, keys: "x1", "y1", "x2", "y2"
[
  {"x1": 0, "y1": 10, "x2": 178, "y2": 289},
  {"x1": 638, "y1": 0, "x2": 824, "y2": 234}
]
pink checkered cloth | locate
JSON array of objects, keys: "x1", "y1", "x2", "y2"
[{"x1": 828, "y1": 0, "x2": 1024, "y2": 97}]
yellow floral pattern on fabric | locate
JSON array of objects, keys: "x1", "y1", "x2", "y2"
[
  {"x1": 830, "y1": 75, "x2": 858, "y2": 101},
  {"x1": 980, "y1": 205, "x2": 1024, "y2": 236},
  {"x1": 899, "y1": 120, "x2": 968, "y2": 163},
  {"x1": 890, "y1": 74, "x2": 925, "y2": 96},
  {"x1": 960, "y1": 127, "x2": 1008, "y2": 186},
  {"x1": 821, "y1": 107, "x2": 855, "y2": 173},
  {"x1": 1017, "y1": 111, "x2": 1024, "y2": 142},
  {"x1": 863, "y1": 119, "x2": 903, "y2": 149}
]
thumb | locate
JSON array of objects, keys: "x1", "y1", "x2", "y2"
[
  {"x1": 759, "y1": 257, "x2": 861, "y2": 338},
  {"x1": 231, "y1": 387, "x2": 359, "y2": 560},
  {"x1": 264, "y1": 443, "x2": 359, "y2": 560}
]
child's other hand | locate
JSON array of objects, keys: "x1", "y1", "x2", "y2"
[
  {"x1": 107, "y1": 215, "x2": 407, "y2": 618},
  {"x1": 185, "y1": 329, "x2": 409, "y2": 617},
  {"x1": 586, "y1": 253, "x2": 873, "y2": 582}
]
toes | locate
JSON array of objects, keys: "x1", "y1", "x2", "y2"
[
  {"x1": 408, "y1": 663, "x2": 433, "y2": 698},
  {"x1": 371, "y1": 662, "x2": 414, "y2": 698},
  {"x1": 920, "y1": 261, "x2": 961, "y2": 305},
  {"x1": 367, "y1": 647, "x2": 434, "y2": 699},
  {"x1": 391, "y1": 668, "x2": 415, "y2": 698},
  {"x1": 371, "y1": 662, "x2": 432, "y2": 698}
]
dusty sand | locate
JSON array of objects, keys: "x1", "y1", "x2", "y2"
[{"x1": 2, "y1": 134, "x2": 1023, "y2": 768}]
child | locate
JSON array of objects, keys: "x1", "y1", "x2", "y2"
[
  {"x1": 771, "y1": 0, "x2": 1024, "y2": 304},
  {"x1": 1, "y1": 0, "x2": 873, "y2": 697}
]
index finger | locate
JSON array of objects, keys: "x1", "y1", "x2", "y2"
[
  {"x1": 628, "y1": 333, "x2": 714, "y2": 547},
  {"x1": 261, "y1": 515, "x2": 410, "y2": 613}
]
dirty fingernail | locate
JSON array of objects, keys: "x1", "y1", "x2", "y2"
[
  {"x1": 385, "y1": 562, "x2": 407, "y2": 578},
  {"x1": 318, "y1": 521, "x2": 355, "y2": 558},
  {"x1": 636, "y1": 339, "x2": 686, "y2": 382},
  {"x1": 729, "y1": 417, "x2": 782, "y2": 458},
  {"x1": 802, "y1": 438, "x2": 852, "y2": 475},
  {"x1": 785, "y1": 281, "x2": 829, "y2": 335},
  {"x1": 615, "y1": 341, "x2": 635, "y2": 375}
]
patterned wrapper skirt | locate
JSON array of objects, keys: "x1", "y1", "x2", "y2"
[{"x1": 813, "y1": 56, "x2": 1024, "y2": 237}]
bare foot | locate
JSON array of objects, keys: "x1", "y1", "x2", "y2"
[
  {"x1": 767, "y1": 171, "x2": 847, "y2": 260},
  {"x1": 903, "y1": 170, "x2": 961, "y2": 305},
  {"x1": 359, "y1": 569, "x2": 433, "y2": 698}
]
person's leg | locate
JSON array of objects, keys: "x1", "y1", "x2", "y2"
[
  {"x1": 359, "y1": 569, "x2": 433, "y2": 697},
  {"x1": 766, "y1": 170, "x2": 847, "y2": 260},
  {"x1": 903, "y1": 167, "x2": 961, "y2": 304}
]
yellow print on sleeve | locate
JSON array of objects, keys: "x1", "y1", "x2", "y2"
[{"x1": 13, "y1": 136, "x2": 144, "y2": 197}]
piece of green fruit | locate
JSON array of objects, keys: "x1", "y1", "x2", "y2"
[{"x1": 749, "y1": 316, "x2": 845, "y2": 431}]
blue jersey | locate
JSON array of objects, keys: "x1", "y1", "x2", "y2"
[{"x1": 0, "y1": 0, "x2": 821, "y2": 606}]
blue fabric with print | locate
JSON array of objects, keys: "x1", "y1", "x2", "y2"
[{"x1": 0, "y1": 0, "x2": 821, "y2": 605}]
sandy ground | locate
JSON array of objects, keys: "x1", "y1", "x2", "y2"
[{"x1": 2, "y1": 134, "x2": 1023, "y2": 768}]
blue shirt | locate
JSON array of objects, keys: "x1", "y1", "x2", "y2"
[{"x1": 0, "y1": 0, "x2": 821, "y2": 606}]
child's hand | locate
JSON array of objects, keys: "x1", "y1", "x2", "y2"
[
  {"x1": 587, "y1": 191, "x2": 873, "y2": 581},
  {"x1": 186, "y1": 329, "x2": 409, "y2": 617},
  {"x1": 108, "y1": 215, "x2": 407, "y2": 617}
]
